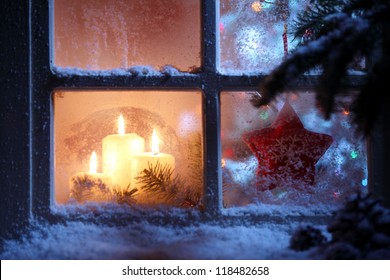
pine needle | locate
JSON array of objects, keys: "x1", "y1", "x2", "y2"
[{"x1": 135, "y1": 160, "x2": 174, "y2": 193}]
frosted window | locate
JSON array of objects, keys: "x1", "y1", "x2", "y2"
[
  {"x1": 219, "y1": 0, "x2": 309, "y2": 74},
  {"x1": 221, "y1": 92, "x2": 368, "y2": 213},
  {"x1": 53, "y1": 0, "x2": 201, "y2": 72},
  {"x1": 53, "y1": 90, "x2": 203, "y2": 207}
]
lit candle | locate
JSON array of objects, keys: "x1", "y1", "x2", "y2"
[
  {"x1": 69, "y1": 151, "x2": 111, "y2": 202},
  {"x1": 102, "y1": 114, "x2": 145, "y2": 191},
  {"x1": 132, "y1": 129, "x2": 175, "y2": 192}
]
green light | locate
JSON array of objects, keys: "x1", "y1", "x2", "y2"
[
  {"x1": 259, "y1": 111, "x2": 269, "y2": 120},
  {"x1": 350, "y1": 150, "x2": 358, "y2": 159}
]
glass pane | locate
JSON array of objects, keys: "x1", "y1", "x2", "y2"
[
  {"x1": 219, "y1": 0, "x2": 309, "y2": 74},
  {"x1": 53, "y1": 0, "x2": 201, "y2": 72},
  {"x1": 221, "y1": 92, "x2": 368, "y2": 214},
  {"x1": 53, "y1": 90, "x2": 203, "y2": 208}
]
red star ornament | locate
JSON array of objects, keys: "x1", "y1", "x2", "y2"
[{"x1": 242, "y1": 102, "x2": 333, "y2": 191}]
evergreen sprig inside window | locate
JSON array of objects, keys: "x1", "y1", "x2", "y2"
[
  {"x1": 135, "y1": 160, "x2": 203, "y2": 209},
  {"x1": 135, "y1": 161, "x2": 174, "y2": 194}
]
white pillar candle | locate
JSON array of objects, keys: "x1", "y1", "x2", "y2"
[
  {"x1": 69, "y1": 151, "x2": 111, "y2": 202},
  {"x1": 102, "y1": 114, "x2": 145, "y2": 191},
  {"x1": 132, "y1": 129, "x2": 175, "y2": 192}
]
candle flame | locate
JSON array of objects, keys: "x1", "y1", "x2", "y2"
[
  {"x1": 118, "y1": 114, "x2": 125, "y2": 135},
  {"x1": 152, "y1": 129, "x2": 159, "y2": 155},
  {"x1": 89, "y1": 151, "x2": 97, "y2": 173}
]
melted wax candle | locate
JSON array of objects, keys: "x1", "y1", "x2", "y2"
[
  {"x1": 102, "y1": 114, "x2": 145, "y2": 191},
  {"x1": 132, "y1": 129, "x2": 175, "y2": 194},
  {"x1": 69, "y1": 151, "x2": 111, "y2": 202}
]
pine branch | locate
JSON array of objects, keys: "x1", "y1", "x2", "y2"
[
  {"x1": 70, "y1": 174, "x2": 111, "y2": 203},
  {"x1": 186, "y1": 133, "x2": 204, "y2": 190},
  {"x1": 134, "y1": 158, "x2": 203, "y2": 208},
  {"x1": 69, "y1": 174, "x2": 138, "y2": 205},
  {"x1": 181, "y1": 193, "x2": 203, "y2": 209},
  {"x1": 69, "y1": 176, "x2": 87, "y2": 202},
  {"x1": 182, "y1": 133, "x2": 204, "y2": 209},
  {"x1": 292, "y1": 0, "x2": 341, "y2": 45},
  {"x1": 132, "y1": 134, "x2": 204, "y2": 208},
  {"x1": 252, "y1": 0, "x2": 390, "y2": 134},
  {"x1": 135, "y1": 160, "x2": 174, "y2": 194},
  {"x1": 161, "y1": 175, "x2": 202, "y2": 208},
  {"x1": 111, "y1": 185, "x2": 138, "y2": 205}
]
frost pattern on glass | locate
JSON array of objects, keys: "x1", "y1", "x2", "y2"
[
  {"x1": 53, "y1": 91, "x2": 203, "y2": 206},
  {"x1": 221, "y1": 92, "x2": 368, "y2": 212},
  {"x1": 219, "y1": 0, "x2": 309, "y2": 74},
  {"x1": 54, "y1": 0, "x2": 201, "y2": 72}
]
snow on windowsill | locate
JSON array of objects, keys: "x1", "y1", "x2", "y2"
[
  {"x1": 222, "y1": 203, "x2": 336, "y2": 217},
  {"x1": 51, "y1": 201, "x2": 336, "y2": 220},
  {"x1": 52, "y1": 65, "x2": 367, "y2": 78},
  {"x1": 0, "y1": 218, "x2": 315, "y2": 260},
  {"x1": 0, "y1": 202, "x2": 334, "y2": 260},
  {"x1": 51, "y1": 65, "x2": 197, "y2": 77},
  {"x1": 217, "y1": 68, "x2": 367, "y2": 76}
]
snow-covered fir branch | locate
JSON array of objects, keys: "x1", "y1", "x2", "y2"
[{"x1": 252, "y1": 0, "x2": 390, "y2": 134}]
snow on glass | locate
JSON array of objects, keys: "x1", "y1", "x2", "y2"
[
  {"x1": 219, "y1": 0, "x2": 309, "y2": 74},
  {"x1": 53, "y1": 91, "x2": 203, "y2": 207},
  {"x1": 221, "y1": 92, "x2": 368, "y2": 213},
  {"x1": 53, "y1": 0, "x2": 201, "y2": 72}
]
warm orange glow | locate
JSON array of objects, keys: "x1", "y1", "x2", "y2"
[
  {"x1": 89, "y1": 151, "x2": 98, "y2": 173},
  {"x1": 343, "y1": 109, "x2": 350, "y2": 115},
  {"x1": 251, "y1": 1, "x2": 262, "y2": 12},
  {"x1": 221, "y1": 158, "x2": 226, "y2": 168},
  {"x1": 118, "y1": 114, "x2": 125, "y2": 135},
  {"x1": 152, "y1": 129, "x2": 159, "y2": 155},
  {"x1": 54, "y1": 0, "x2": 201, "y2": 72}
]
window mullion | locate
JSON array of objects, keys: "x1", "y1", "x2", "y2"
[
  {"x1": 200, "y1": 1, "x2": 222, "y2": 214},
  {"x1": 202, "y1": 0, "x2": 217, "y2": 73},
  {"x1": 202, "y1": 87, "x2": 222, "y2": 215}
]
